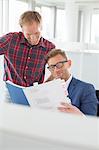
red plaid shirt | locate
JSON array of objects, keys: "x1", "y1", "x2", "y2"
[{"x1": 0, "y1": 32, "x2": 55, "y2": 86}]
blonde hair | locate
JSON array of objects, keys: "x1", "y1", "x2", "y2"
[
  {"x1": 45, "y1": 49, "x2": 68, "y2": 63},
  {"x1": 19, "y1": 11, "x2": 42, "y2": 27}
]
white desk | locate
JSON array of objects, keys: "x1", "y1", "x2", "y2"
[{"x1": 0, "y1": 102, "x2": 99, "y2": 150}]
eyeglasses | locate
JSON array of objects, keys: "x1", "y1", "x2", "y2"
[{"x1": 47, "y1": 60, "x2": 68, "y2": 71}]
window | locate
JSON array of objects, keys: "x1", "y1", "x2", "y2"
[
  {"x1": 78, "y1": 10, "x2": 84, "y2": 42},
  {"x1": 0, "y1": 0, "x2": 3, "y2": 36},
  {"x1": 91, "y1": 13, "x2": 99, "y2": 43},
  {"x1": 9, "y1": 0, "x2": 28, "y2": 32},
  {"x1": 36, "y1": 6, "x2": 54, "y2": 39},
  {"x1": 35, "y1": 6, "x2": 41, "y2": 13},
  {"x1": 56, "y1": 8, "x2": 66, "y2": 40}
]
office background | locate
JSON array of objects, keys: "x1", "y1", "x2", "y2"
[
  {"x1": 0, "y1": 0, "x2": 99, "y2": 94},
  {"x1": 0, "y1": 1, "x2": 99, "y2": 150}
]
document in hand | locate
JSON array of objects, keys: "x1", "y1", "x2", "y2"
[{"x1": 23, "y1": 79, "x2": 68, "y2": 109}]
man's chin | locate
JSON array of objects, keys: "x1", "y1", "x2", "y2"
[{"x1": 55, "y1": 76, "x2": 62, "y2": 80}]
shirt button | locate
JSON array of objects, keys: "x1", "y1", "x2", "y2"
[
  {"x1": 28, "y1": 57, "x2": 30, "y2": 59},
  {"x1": 24, "y1": 76, "x2": 26, "y2": 79},
  {"x1": 26, "y1": 66, "x2": 28, "y2": 69}
]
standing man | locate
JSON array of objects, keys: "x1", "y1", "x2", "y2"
[
  {"x1": 0, "y1": 11, "x2": 55, "y2": 87},
  {"x1": 45, "y1": 49, "x2": 97, "y2": 116}
]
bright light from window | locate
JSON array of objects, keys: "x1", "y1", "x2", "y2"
[
  {"x1": 91, "y1": 14, "x2": 99, "y2": 43},
  {"x1": 56, "y1": 9, "x2": 66, "y2": 40},
  {"x1": 41, "y1": 6, "x2": 54, "y2": 39},
  {"x1": 9, "y1": 0, "x2": 28, "y2": 32},
  {"x1": 35, "y1": 6, "x2": 41, "y2": 13}
]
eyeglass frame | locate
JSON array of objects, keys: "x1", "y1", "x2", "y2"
[{"x1": 47, "y1": 60, "x2": 68, "y2": 71}]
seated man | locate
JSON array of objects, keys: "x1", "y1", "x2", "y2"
[{"x1": 45, "y1": 48, "x2": 98, "y2": 116}]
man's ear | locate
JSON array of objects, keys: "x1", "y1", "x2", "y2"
[{"x1": 67, "y1": 60, "x2": 72, "y2": 68}]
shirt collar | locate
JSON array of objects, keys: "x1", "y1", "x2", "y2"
[
  {"x1": 20, "y1": 33, "x2": 45, "y2": 48},
  {"x1": 38, "y1": 37, "x2": 45, "y2": 47},
  {"x1": 65, "y1": 74, "x2": 73, "y2": 89},
  {"x1": 20, "y1": 32, "x2": 26, "y2": 44}
]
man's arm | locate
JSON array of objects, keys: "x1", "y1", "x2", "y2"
[
  {"x1": 80, "y1": 84, "x2": 98, "y2": 116},
  {"x1": 0, "y1": 33, "x2": 12, "y2": 55}
]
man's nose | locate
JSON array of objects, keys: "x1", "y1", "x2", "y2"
[{"x1": 54, "y1": 66, "x2": 61, "y2": 71}]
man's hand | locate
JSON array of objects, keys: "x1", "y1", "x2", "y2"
[{"x1": 58, "y1": 102, "x2": 84, "y2": 116}]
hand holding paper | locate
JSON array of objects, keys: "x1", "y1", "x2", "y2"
[{"x1": 23, "y1": 79, "x2": 71, "y2": 109}]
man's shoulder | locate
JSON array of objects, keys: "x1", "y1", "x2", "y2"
[
  {"x1": 72, "y1": 77, "x2": 94, "y2": 88},
  {"x1": 0, "y1": 32, "x2": 23, "y2": 43},
  {"x1": 10, "y1": 32, "x2": 23, "y2": 38},
  {"x1": 41, "y1": 37, "x2": 55, "y2": 48},
  {"x1": 4, "y1": 32, "x2": 23, "y2": 39}
]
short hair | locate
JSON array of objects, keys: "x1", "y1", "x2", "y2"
[
  {"x1": 19, "y1": 11, "x2": 42, "y2": 27},
  {"x1": 45, "y1": 49, "x2": 68, "y2": 63}
]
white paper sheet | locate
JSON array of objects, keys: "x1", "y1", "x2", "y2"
[{"x1": 23, "y1": 79, "x2": 70, "y2": 109}]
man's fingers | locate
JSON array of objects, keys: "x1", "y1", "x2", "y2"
[
  {"x1": 60, "y1": 102, "x2": 72, "y2": 108},
  {"x1": 58, "y1": 107, "x2": 68, "y2": 112},
  {"x1": 58, "y1": 107, "x2": 72, "y2": 113}
]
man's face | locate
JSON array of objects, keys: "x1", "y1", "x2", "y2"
[
  {"x1": 47, "y1": 54, "x2": 71, "y2": 80},
  {"x1": 22, "y1": 21, "x2": 42, "y2": 45}
]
